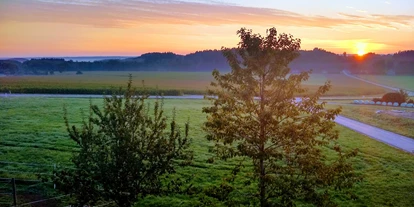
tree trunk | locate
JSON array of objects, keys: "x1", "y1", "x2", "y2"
[
  {"x1": 259, "y1": 73, "x2": 266, "y2": 207},
  {"x1": 259, "y1": 156, "x2": 266, "y2": 207}
]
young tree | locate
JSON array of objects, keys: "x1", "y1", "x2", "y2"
[
  {"x1": 53, "y1": 77, "x2": 192, "y2": 207},
  {"x1": 203, "y1": 28, "x2": 360, "y2": 207}
]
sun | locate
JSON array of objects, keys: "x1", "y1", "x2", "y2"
[
  {"x1": 356, "y1": 42, "x2": 368, "y2": 56},
  {"x1": 357, "y1": 49, "x2": 365, "y2": 56}
]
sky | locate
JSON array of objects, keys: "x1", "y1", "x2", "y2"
[{"x1": 0, "y1": 0, "x2": 413, "y2": 57}]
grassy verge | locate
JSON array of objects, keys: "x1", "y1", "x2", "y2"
[
  {"x1": 325, "y1": 101, "x2": 414, "y2": 138},
  {"x1": 1, "y1": 97, "x2": 414, "y2": 206}
]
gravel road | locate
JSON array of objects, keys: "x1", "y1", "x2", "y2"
[{"x1": 334, "y1": 116, "x2": 414, "y2": 153}]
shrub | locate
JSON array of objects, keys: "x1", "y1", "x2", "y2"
[
  {"x1": 76, "y1": 70, "x2": 83, "y2": 75},
  {"x1": 381, "y1": 92, "x2": 406, "y2": 104},
  {"x1": 372, "y1": 98, "x2": 382, "y2": 102},
  {"x1": 408, "y1": 99, "x2": 414, "y2": 104}
]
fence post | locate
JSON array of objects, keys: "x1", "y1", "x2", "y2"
[{"x1": 12, "y1": 178, "x2": 17, "y2": 206}]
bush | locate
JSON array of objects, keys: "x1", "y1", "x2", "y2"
[
  {"x1": 381, "y1": 92, "x2": 406, "y2": 104},
  {"x1": 372, "y1": 98, "x2": 382, "y2": 102},
  {"x1": 76, "y1": 71, "x2": 83, "y2": 75},
  {"x1": 408, "y1": 99, "x2": 414, "y2": 104}
]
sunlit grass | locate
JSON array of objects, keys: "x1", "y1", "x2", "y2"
[{"x1": 1, "y1": 97, "x2": 414, "y2": 206}]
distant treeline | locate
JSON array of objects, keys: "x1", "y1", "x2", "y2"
[{"x1": 1, "y1": 49, "x2": 414, "y2": 75}]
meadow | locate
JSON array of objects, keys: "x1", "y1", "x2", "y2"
[
  {"x1": 1, "y1": 97, "x2": 414, "y2": 206},
  {"x1": 0, "y1": 72, "x2": 389, "y2": 96},
  {"x1": 356, "y1": 75, "x2": 414, "y2": 91}
]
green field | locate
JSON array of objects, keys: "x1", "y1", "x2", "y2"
[
  {"x1": 356, "y1": 75, "x2": 414, "y2": 91},
  {"x1": 0, "y1": 72, "x2": 389, "y2": 96},
  {"x1": 1, "y1": 97, "x2": 414, "y2": 206}
]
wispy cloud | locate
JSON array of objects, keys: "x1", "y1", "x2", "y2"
[{"x1": 0, "y1": 0, "x2": 413, "y2": 30}]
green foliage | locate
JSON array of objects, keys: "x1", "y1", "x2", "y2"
[
  {"x1": 52, "y1": 76, "x2": 192, "y2": 207},
  {"x1": 382, "y1": 92, "x2": 406, "y2": 104},
  {"x1": 399, "y1": 89, "x2": 409, "y2": 101},
  {"x1": 203, "y1": 27, "x2": 361, "y2": 206},
  {"x1": 0, "y1": 60, "x2": 20, "y2": 75}
]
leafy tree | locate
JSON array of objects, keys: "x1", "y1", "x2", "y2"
[
  {"x1": 399, "y1": 89, "x2": 409, "y2": 102},
  {"x1": 53, "y1": 77, "x2": 192, "y2": 207},
  {"x1": 203, "y1": 27, "x2": 360, "y2": 207},
  {"x1": 0, "y1": 61, "x2": 20, "y2": 74},
  {"x1": 382, "y1": 91, "x2": 407, "y2": 104}
]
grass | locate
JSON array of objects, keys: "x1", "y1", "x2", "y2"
[
  {"x1": 325, "y1": 100, "x2": 414, "y2": 138},
  {"x1": 356, "y1": 75, "x2": 414, "y2": 91},
  {"x1": 0, "y1": 72, "x2": 389, "y2": 96},
  {"x1": 1, "y1": 97, "x2": 414, "y2": 206}
]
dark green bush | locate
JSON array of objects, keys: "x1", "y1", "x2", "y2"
[
  {"x1": 381, "y1": 92, "x2": 406, "y2": 104},
  {"x1": 372, "y1": 98, "x2": 382, "y2": 102}
]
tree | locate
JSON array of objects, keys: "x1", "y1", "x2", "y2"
[
  {"x1": 0, "y1": 61, "x2": 20, "y2": 75},
  {"x1": 399, "y1": 89, "x2": 409, "y2": 102},
  {"x1": 53, "y1": 76, "x2": 192, "y2": 207},
  {"x1": 203, "y1": 27, "x2": 360, "y2": 207}
]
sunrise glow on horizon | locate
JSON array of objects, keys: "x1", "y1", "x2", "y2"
[{"x1": 1, "y1": 0, "x2": 413, "y2": 57}]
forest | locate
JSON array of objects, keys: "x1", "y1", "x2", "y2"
[{"x1": 1, "y1": 49, "x2": 414, "y2": 75}]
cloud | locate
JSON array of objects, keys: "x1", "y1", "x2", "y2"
[{"x1": 0, "y1": 0, "x2": 413, "y2": 30}]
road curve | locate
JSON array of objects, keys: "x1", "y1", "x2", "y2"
[
  {"x1": 1, "y1": 93, "x2": 413, "y2": 154},
  {"x1": 342, "y1": 71, "x2": 414, "y2": 96},
  {"x1": 335, "y1": 115, "x2": 414, "y2": 153}
]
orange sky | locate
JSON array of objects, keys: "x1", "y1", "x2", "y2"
[{"x1": 0, "y1": 0, "x2": 413, "y2": 57}]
